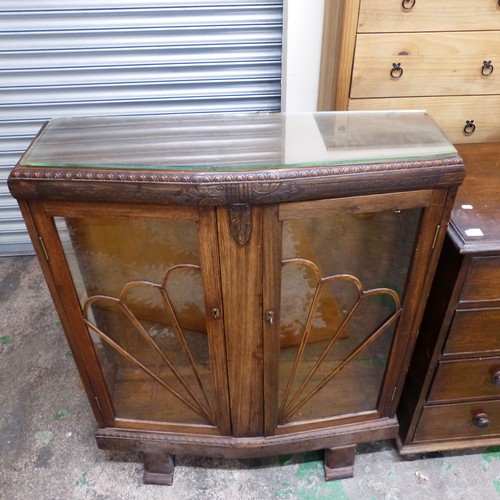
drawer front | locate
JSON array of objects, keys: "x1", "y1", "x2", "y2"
[
  {"x1": 351, "y1": 32, "x2": 500, "y2": 99},
  {"x1": 445, "y1": 309, "x2": 500, "y2": 356},
  {"x1": 429, "y1": 358, "x2": 500, "y2": 402},
  {"x1": 358, "y1": 0, "x2": 500, "y2": 33},
  {"x1": 415, "y1": 400, "x2": 500, "y2": 442},
  {"x1": 348, "y1": 96, "x2": 500, "y2": 144},
  {"x1": 461, "y1": 257, "x2": 500, "y2": 302}
]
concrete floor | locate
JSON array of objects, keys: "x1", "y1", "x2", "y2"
[{"x1": 1, "y1": 255, "x2": 500, "y2": 499}]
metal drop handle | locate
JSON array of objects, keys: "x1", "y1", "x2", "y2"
[
  {"x1": 482, "y1": 60, "x2": 494, "y2": 77},
  {"x1": 463, "y1": 120, "x2": 476, "y2": 136},
  {"x1": 391, "y1": 63, "x2": 404, "y2": 79},
  {"x1": 492, "y1": 371, "x2": 500, "y2": 386},
  {"x1": 402, "y1": 0, "x2": 416, "y2": 10}
]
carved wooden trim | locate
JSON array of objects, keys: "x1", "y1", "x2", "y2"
[
  {"x1": 229, "y1": 204, "x2": 252, "y2": 245},
  {"x1": 95, "y1": 416, "x2": 399, "y2": 459},
  {"x1": 10, "y1": 156, "x2": 463, "y2": 184},
  {"x1": 9, "y1": 156, "x2": 465, "y2": 206}
]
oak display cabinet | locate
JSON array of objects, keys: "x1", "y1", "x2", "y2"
[{"x1": 8, "y1": 111, "x2": 464, "y2": 484}]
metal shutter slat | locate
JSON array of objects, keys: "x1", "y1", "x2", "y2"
[
  {"x1": 2, "y1": 0, "x2": 281, "y2": 10},
  {"x1": 1, "y1": 6, "x2": 283, "y2": 32},
  {"x1": 1, "y1": 81, "x2": 281, "y2": 104},
  {"x1": 0, "y1": 63, "x2": 281, "y2": 88},
  {"x1": 0, "y1": 45, "x2": 281, "y2": 70},
  {"x1": 0, "y1": 26, "x2": 282, "y2": 51},
  {"x1": 0, "y1": 97, "x2": 280, "y2": 122}
]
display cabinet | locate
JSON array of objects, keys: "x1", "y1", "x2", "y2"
[{"x1": 8, "y1": 111, "x2": 464, "y2": 484}]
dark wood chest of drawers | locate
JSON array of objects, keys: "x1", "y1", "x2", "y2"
[{"x1": 398, "y1": 143, "x2": 500, "y2": 454}]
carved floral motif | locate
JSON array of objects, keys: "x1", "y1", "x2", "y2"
[{"x1": 229, "y1": 204, "x2": 253, "y2": 245}]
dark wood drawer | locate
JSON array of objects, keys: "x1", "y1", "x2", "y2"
[
  {"x1": 460, "y1": 257, "x2": 500, "y2": 303},
  {"x1": 444, "y1": 309, "x2": 500, "y2": 356},
  {"x1": 428, "y1": 358, "x2": 500, "y2": 403},
  {"x1": 414, "y1": 400, "x2": 500, "y2": 442}
]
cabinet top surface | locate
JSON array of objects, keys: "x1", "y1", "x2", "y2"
[
  {"x1": 19, "y1": 111, "x2": 456, "y2": 171},
  {"x1": 450, "y1": 143, "x2": 500, "y2": 253}
]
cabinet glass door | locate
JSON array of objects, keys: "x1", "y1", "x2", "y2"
[
  {"x1": 51, "y1": 206, "x2": 228, "y2": 433},
  {"x1": 273, "y1": 197, "x2": 424, "y2": 428}
]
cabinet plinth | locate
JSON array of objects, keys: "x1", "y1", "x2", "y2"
[{"x1": 8, "y1": 112, "x2": 463, "y2": 483}]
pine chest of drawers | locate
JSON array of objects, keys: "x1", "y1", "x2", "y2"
[
  {"x1": 319, "y1": 0, "x2": 500, "y2": 143},
  {"x1": 397, "y1": 143, "x2": 500, "y2": 454}
]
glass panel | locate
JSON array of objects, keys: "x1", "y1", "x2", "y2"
[
  {"x1": 21, "y1": 111, "x2": 456, "y2": 170},
  {"x1": 55, "y1": 216, "x2": 217, "y2": 426},
  {"x1": 278, "y1": 207, "x2": 422, "y2": 424}
]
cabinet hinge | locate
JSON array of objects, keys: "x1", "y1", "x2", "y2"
[
  {"x1": 94, "y1": 396, "x2": 102, "y2": 412},
  {"x1": 431, "y1": 224, "x2": 441, "y2": 249},
  {"x1": 38, "y1": 236, "x2": 49, "y2": 261},
  {"x1": 391, "y1": 386, "x2": 398, "y2": 402}
]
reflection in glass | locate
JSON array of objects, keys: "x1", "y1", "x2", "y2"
[
  {"x1": 55, "y1": 217, "x2": 215, "y2": 426},
  {"x1": 21, "y1": 112, "x2": 455, "y2": 171},
  {"x1": 279, "y1": 208, "x2": 422, "y2": 424}
]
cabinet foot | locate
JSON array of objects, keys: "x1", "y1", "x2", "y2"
[
  {"x1": 324, "y1": 445, "x2": 356, "y2": 481},
  {"x1": 142, "y1": 451, "x2": 175, "y2": 485}
]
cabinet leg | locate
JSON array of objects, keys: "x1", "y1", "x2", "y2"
[
  {"x1": 324, "y1": 445, "x2": 356, "y2": 481},
  {"x1": 142, "y1": 451, "x2": 175, "y2": 486}
]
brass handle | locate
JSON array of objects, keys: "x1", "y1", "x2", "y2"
[
  {"x1": 473, "y1": 413, "x2": 490, "y2": 429},
  {"x1": 482, "y1": 60, "x2": 494, "y2": 77},
  {"x1": 463, "y1": 120, "x2": 476, "y2": 136},
  {"x1": 492, "y1": 371, "x2": 500, "y2": 386},
  {"x1": 402, "y1": 0, "x2": 416, "y2": 9},
  {"x1": 391, "y1": 63, "x2": 404, "y2": 79}
]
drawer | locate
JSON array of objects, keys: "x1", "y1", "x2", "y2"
[
  {"x1": 351, "y1": 32, "x2": 500, "y2": 99},
  {"x1": 358, "y1": 0, "x2": 500, "y2": 33},
  {"x1": 428, "y1": 358, "x2": 500, "y2": 403},
  {"x1": 348, "y1": 96, "x2": 500, "y2": 144},
  {"x1": 414, "y1": 400, "x2": 500, "y2": 442},
  {"x1": 444, "y1": 309, "x2": 500, "y2": 356},
  {"x1": 461, "y1": 257, "x2": 500, "y2": 302}
]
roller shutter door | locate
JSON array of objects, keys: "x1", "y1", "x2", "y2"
[{"x1": 0, "y1": 0, "x2": 283, "y2": 255}]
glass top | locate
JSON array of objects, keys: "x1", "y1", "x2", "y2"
[{"x1": 20, "y1": 111, "x2": 457, "y2": 171}]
